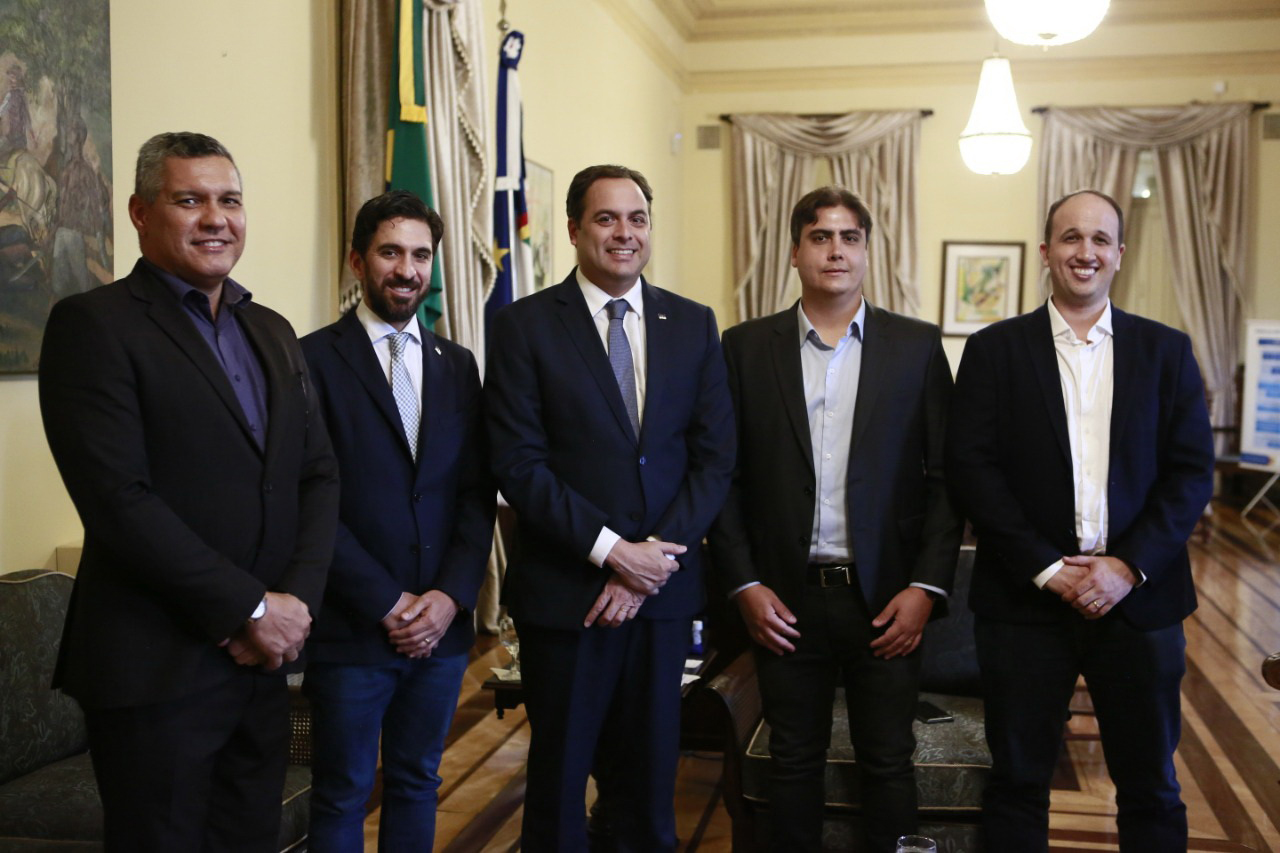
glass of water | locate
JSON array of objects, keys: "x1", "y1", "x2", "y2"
[
  {"x1": 896, "y1": 836, "x2": 937, "y2": 853},
  {"x1": 497, "y1": 614, "x2": 520, "y2": 678}
]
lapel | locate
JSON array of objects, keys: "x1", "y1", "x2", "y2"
[
  {"x1": 1108, "y1": 306, "x2": 1138, "y2": 450},
  {"x1": 239, "y1": 305, "x2": 300, "y2": 463},
  {"x1": 330, "y1": 310, "x2": 416, "y2": 462},
  {"x1": 129, "y1": 265, "x2": 260, "y2": 453},
  {"x1": 640, "y1": 281, "x2": 671, "y2": 441},
  {"x1": 1022, "y1": 304, "x2": 1072, "y2": 465},
  {"x1": 553, "y1": 272, "x2": 640, "y2": 445},
  {"x1": 417, "y1": 322, "x2": 452, "y2": 476},
  {"x1": 769, "y1": 304, "x2": 814, "y2": 472},
  {"x1": 849, "y1": 301, "x2": 893, "y2": 456}
]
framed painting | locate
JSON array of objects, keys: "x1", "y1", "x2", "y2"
[
  {"x1": 0, "y1": 0, "x2": 113, "y2": 372},
  {"x1": 524, "y1": 159, "x2": 553, "y2": 293},
  {"x1": 940, "y1": 241, "x2": 1024, "y2": 335}
]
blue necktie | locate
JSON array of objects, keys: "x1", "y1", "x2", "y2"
[
  {"x1": 387, "y1": 332, "x2": 419, "y2": 460},
  {"x1": 606, "y1": 299, "x2": 640, "y2": 438}
]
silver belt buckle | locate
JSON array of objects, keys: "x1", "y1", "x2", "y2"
[{"x1": 819, "y1": 565, "x2": 851, "y2": 588}]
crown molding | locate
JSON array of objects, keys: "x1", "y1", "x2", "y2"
[{"x1": 595, "y1": 0, "x2": 689, "y2": 89}]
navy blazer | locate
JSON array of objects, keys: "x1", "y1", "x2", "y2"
[
  {"x1": 485, "y1": 272, "x2": 736, "y2": 630},
  {"x1": 38, "y1": 260, "x2": 340, "y2": 709},
  {"x1": 301, "y1": 309, "x2": 494, "y2": 662},
  {"x1": 946, "y1": 303, "x2": 1214, "y2": 631},
  {"x1": 710, "y1": 301, "x2": 962, "y2": 613}
]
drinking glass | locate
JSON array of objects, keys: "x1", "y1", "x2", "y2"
[
  {"x1": 497, "y1": 614, "x2": 520, "y2": 677},
  {"x1": 895, "y1": 836, "x2": 937, "y2": 853}
]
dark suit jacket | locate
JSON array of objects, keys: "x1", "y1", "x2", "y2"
[
  {"x1": 946, "y1": 303, "x2": 1215, "y2": 631},
  {"x1": 300, "y1": 309, "x2": 494, "y2": 662},
  {"x1": 485, "y1": 271, "x2": 736, "y2": 630},
  {"x1": 38, "y1": 260, "x2": 340, "y2": 710},
  {"x1": 710, "y1": 301, "x2": 962, "y2": 613}
]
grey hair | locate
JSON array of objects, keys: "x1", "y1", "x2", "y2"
[{"x1": 134, "y1": 132, "x2": 237, "y2": 203}]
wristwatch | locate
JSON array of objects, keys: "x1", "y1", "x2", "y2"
[{"x1": 249, "y1": 596, "x2": 268, "y2": 623}]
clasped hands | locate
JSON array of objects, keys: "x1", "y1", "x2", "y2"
[
  {"x1": 584, "y1": 538, "x2": 686, "y2": 628},
  {"x1": 220, "y1": 591, "x2": 311, "y2": 671},
  {"x1": 1044, "y1": 555, "x2": 1137, "y2": 620},
  {"x1": 382, "y1": 590, "x2": 460, "y2": 658}
]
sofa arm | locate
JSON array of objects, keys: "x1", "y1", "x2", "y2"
[{"x1": 1264, "y1": 653, "x2": 1280, "y2": 691}]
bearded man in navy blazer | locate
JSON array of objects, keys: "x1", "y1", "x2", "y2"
[
  {"x1": 947, "y1": 190, "x2": 1214, "y2": 851},
  {"x1": 299, "y1": 190, "x2": 494, "y2": 851},
  {"x1": 486, "y1": 164, "x2": 735, "y2": 851},
  {"x1": 38, "y1": 132, "x2": 339, "y2": 851},
  {"x1": 710, "y1": 186, "x2": 961, "y2": 852}
]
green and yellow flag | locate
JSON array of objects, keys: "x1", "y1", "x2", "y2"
[{"x1": 386, "y1": 0, "x2": 443, "y2": 328}]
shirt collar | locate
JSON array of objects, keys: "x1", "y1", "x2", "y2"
[
  {"x1": 1047, "y1": 296, "x2": 1113, "y2": 343},
  {"x1": 797, "y1": 298, "x2": 865, "y2": 350},
  {"x1": 355, "y1": 298, "x2": 422, "y2": 347},
  {"x1": 576, "y1": 268, "x2": 645, "y2": 320},
  {"x1": 144, "y1": 257, "x2": 252, "y2": 311}
]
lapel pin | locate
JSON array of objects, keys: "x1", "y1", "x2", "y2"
[
  {"x1": 658, "y1": 313, "x2": 667, "y2": 320},
  {"x1": 434, "y1": 346, "x2": 442, "y2": 355}
]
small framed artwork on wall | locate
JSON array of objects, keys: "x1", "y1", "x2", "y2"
[{"x1": 939, "y1": 241, "x2": 1025, "y2": 335}]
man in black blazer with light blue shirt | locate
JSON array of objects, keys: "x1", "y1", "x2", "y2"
[
  {"x1": 947, "y1": 190, "x2": 1215, "y2": 851},
  {"x1": 300, "y1": 191, "x2": 494, "y2": 851},
  {"x1": 486, "y1": 165, "x2": 736, "y2": 852}
]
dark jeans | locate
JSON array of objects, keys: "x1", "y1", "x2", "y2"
[
  {"x1": 83, "y1": 670, "x2": 289, "y2": 853},
  {"x1": 976, "y1": 615, "x2": 1187, "y2": 852},
  {"x1": 304, "y1": 653, "x2": 468, "y2": 852},
  {"x1": 755, "y1": 583, "x2": 921, "y2": 853},
  {"x1": 518, "y1": 618, "x2": 689, "y2": 853}
]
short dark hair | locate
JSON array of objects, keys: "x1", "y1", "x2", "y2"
[
  {"x1": 565, "y1": 164, "x2": 654, "y2": 224},
  {"x1": 134, "y1": 132, "x2": 237, "y2": 203},
  {"x1": 351, "y1": 190, "x2": 444, "y2": 255},
  {"x1": 790, "y1": 186, "x2": 873, "y2": 247},
  {"x1": 1043, "y1": 190, "x2": 1125, "y2": 246}
]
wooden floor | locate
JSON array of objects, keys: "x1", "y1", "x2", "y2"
[{"x1": 359, "y1": 502, "x2": 1280, "y2": 852}]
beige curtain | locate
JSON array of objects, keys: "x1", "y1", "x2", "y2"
[
  {"x1": 728, "y1": 111, "x2": 924, "y2": 323},
  {"x1": 1038, "y1": 103, "x2": 1254, "y2": 431},
  {"x1": 339, "y1": 0, "x2": 393, "y2": 313}
]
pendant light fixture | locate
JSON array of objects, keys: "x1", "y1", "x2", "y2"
[
  {"x1": 958, "y1": 54, "x2": 1032, "y2": 175},
  {"x1": 984, "y1": 0, "x2": 1110, "y2": 47}
]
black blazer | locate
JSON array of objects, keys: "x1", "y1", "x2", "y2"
[
  {"x1": 485, "y1": 272, "x2": 736, "y2": 630},
  {"x1": 709, "y1": 301, "x2": 962, "y2": 613},
  {"x1": 38, "y1": 260, "x2": 339, "y2": 709},
  {"x1": 300, "y1": 310, "x2": 494, "y2": 662},
  {"x1": 946, "y1": 303, "x2": 1215, "y2": 631}
]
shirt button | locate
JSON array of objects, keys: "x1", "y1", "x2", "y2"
[
  {"x1": 825, "y1": 453, "x2": 832, "y2": 460},
  {"x1": 823, "y1": 499, "x2": 831, "y2": 505},
  {"x1": 825, "y1": 411, "x2": 834, "y2": 418}
]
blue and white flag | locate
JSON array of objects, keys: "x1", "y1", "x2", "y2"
[{"x1": 486, "y1": 30, "x2": 534, "y2": 337}]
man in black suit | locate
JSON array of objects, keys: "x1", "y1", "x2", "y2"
[
  {"x1": 299, "y1": 190, "x2": 493, "y2": 851},
  {"x1": 710, "y1": 186, "x2": 961, "y2": 851},
  {"x1": 947, "y1": 190, "x2": 1215, "y2": 851},
  {"x1": 486, "y1": 164, "x2": 736, "y2": 851},
  {"x1": 38, "y1": 131, "x2": 339, "y2": 851}
]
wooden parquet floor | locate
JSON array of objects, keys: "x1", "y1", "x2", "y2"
[{"x1": 358, "y1": 503, "x2": 1280, "y2": 852}]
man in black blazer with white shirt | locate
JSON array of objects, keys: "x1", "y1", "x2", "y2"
[
  {"x1": 38, "y1": 132, "x2": 339, "y2": 851},
  {"x1": 947, "y1": 190, "x2": 1215, "y2": 851},
  {"x1": 300, "y1": 191, "x2": 493, "y2": 851},
  {"x1": 486, "y1": 164, "x2": 735, "y2": 852},
  {"x1": 710, "y1": 186, "x2": 961, "y2": 852}
]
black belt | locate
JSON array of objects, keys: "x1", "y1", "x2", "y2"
[{"x1": 807, "y1": 563, "x2": 855, "y2": 588}]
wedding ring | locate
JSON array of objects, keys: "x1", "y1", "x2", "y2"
[{"x1": 1091, "y1": 599, "x2": 1103, "y2": 609}]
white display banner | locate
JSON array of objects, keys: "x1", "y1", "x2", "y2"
[{"x1": 1240, "y1": 319, "x2": 1280, "y2": 473}]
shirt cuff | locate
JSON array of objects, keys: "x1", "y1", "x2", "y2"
[
  {"x1": 910, "y1": 582, "x2": 948, "y2": 599},
  {"x1": 728, "y1": 580, "x2": 761, "y2": 599},
  {"x1": 590, "y1": 527, "x2": 622, "y2": 568},
  {"x1": 1033, "y1": 560, "x2": 1064, "y2": 589}
]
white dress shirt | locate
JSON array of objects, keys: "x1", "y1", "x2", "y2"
[
  {"x1": 356, "y1": 299, "x2": 424, "y2": 409},
  {"x1": 576, "y1": 272, "x2": 649, "y2": 567},
  {"x1": 1033, "y1": 297, "x2": 1114, "y2": 589}
]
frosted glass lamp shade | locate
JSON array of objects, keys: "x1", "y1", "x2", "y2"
[
  {"x1": 959, "y1": 56, "x2": 1032, "y2": 176},
  {"x1": 985, "y1": 0, "x2": 1110, "y2": 47}
]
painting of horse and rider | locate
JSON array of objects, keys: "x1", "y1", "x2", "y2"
[{"x1": 0, "y1": 0, "x2": 112, "y2": 373}]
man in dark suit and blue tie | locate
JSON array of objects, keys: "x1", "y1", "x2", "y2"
[
  {"x1": 710, "y1": 186, "x2": 962, "y2": 851},
  {"x1": 485, "y1": 164, "x2": 736, "y2": 851},
  {"x1": 299, "y1": 190, "x2": 494, "y2": 851},
  {"x1": 947, "y1": 190, "x2": 1215, "y2": 851},
  {"x1": 38, "y1": 131, "x2": 339, "y2": 851}
]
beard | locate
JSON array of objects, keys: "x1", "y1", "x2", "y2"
[{"x1": 364, "y1": 277, "x2": 427, "y2": 326}]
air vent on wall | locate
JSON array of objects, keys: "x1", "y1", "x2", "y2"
[
  {"x1": 1264, "y1": 114, "x2": 1280, "y2": 139},
  {"x1": 696, "y1": 125, "x2": 722, "y2": 150}
]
